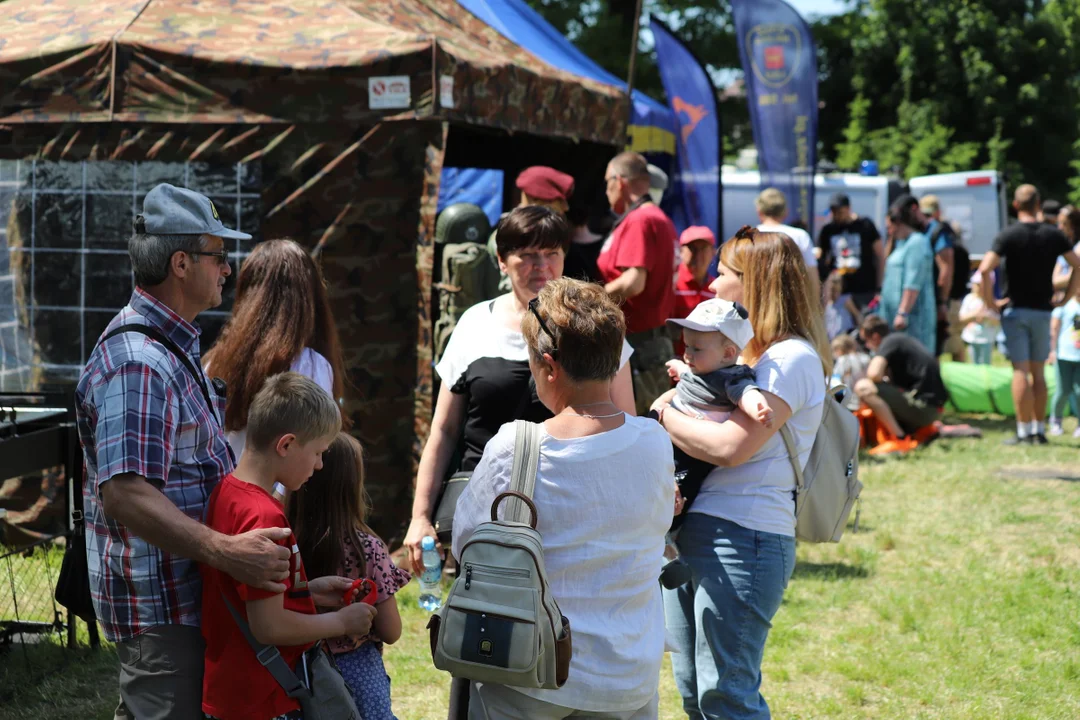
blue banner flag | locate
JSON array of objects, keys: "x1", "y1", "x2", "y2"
[
  {"x1": 731, "y1": 0, "x2": 818, "y2": 227},
  {"x1": 650, "y1": 16, "x2": 722, "y2": 240}
]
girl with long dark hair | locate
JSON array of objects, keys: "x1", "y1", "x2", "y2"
[{"x1": 204, "y1": 238, "x2": 349, "y2": 459}]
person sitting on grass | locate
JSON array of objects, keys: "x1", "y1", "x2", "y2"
[
  {"x1": 200, "y1": 373, "x2": 377, "y2": 720},
  {"x1": 856, "y1": 315, "x2": 947, "y2": 443}
]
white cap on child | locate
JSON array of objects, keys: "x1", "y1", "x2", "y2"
[{"x1": 666, "y1": 298, "x2": 755, "y2": 350}]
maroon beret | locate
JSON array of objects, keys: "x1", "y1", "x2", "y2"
[{"x1": 515, "y1": 166, "x2": 575, "y2": 203}]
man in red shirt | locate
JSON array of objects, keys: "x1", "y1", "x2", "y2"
[
  {"x1": 672, "y1": 226, "x2": 717, "y2": 356},
  {"x1": 598, "y1": 151, "x2": 679, "y2": 414}
]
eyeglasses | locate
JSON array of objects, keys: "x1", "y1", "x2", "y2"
[
  {"x1": 189, "y1": 250, "x2": 230, "y2": 265},
  {"x1": 527, "y1": 297, "x2": 559, "y2": 358}
]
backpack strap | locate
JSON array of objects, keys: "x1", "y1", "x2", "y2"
[
  {"x1": 101, "y1": 324, "x2": 220, "y2": 427},
  {"x1": 219, "y1": 592, "x2": 311, "y2": 700},
  {"x1": 505, "y1": 420, "x2": 543, "y2": 524},
  {"x1": 779, "y1": 425, "x2": 806, "y2": 496}
]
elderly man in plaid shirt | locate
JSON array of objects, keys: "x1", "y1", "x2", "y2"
[{"x1": 76, "y1": 184, "x2": 292, "y2": 720}]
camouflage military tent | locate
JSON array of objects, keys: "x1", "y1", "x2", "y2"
[{"x1": 0, "y1": 0, "x2": 629, "y2": 541}]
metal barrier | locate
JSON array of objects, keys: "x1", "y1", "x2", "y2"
[{"x1": 0, "y1": 393, "x2": 100, "y2": 701}]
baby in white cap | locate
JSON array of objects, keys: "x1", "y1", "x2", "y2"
[{"x1": 657, "y1": 299, "x2": 775, "y2": 589}]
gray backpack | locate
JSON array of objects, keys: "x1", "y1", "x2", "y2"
[
  {"x1": 427, "y1": 420, "x2": 572, "y2": 689},
  {"x1": 780, "y1": 385, "x2": 863, "y2": 543}
]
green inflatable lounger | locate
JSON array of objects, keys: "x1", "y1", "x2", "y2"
[{"x1": 941, "y1": 361, "x2": 1068, "y2": 417}]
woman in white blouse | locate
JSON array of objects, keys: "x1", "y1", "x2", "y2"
[
  {"x1": 452, "y1": 277, "x2": 674, "y2": 720},
  {"x1": 651, "y1": 226, "x2": 831, "y2": 720},
  {"x1": 204, "y1": 238, "x2": 348, "y2": 460}
]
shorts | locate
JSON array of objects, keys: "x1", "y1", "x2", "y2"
[
  {"x1": 1001, "y1": 307, "x2": 1052, "y2": 364},
  {"x1": 875, "y1": 381, "x2": 941, "y2": 435},
  {"x1": 627, "y1": 328, "x2": 676, "y2": 416}
]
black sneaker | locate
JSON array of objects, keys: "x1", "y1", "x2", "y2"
[
  {"x1": 1032, "y1": 433, "x2": 1049, "y2": 445},
  {"x1": 1003, "y1": 434, "x2": 1032, "y2": 446}
]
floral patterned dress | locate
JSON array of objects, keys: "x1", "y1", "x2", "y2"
[{"x1": 329, "y1": 530, "x2": 411, "y2": 720}]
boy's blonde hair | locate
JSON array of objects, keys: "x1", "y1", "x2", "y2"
[
  {"x1": 247, "y1": 372, "x2": 342, "y2": 452},
  {"x1": 831, "y1": 334, "x2": 857, "y2": 356}
]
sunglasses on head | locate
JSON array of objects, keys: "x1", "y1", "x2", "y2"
[{"x1": 528, "y1": 297, "x2": 559, "y2": 359}]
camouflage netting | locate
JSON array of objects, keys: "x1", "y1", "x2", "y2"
[{"x1": 0, "y1": 0, "x2": 627, "y2": 543}]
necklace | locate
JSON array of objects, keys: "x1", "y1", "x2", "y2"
[{"x1": 559, "y1": 403, "x2": 623, "y2": 420}]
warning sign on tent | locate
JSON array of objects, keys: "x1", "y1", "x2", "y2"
[{"x1": 369, "y1": 76, "x2": 411, "y2": 109}]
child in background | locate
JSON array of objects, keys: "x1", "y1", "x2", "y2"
[
  {"x1": 288, "y1": 433, "x2": 410, "y2": 720},
  {"x1": 1048, "y1": 289, "x2": 1080, "y2": 437},
  {"x1": 831, "y1": 334, "x2": 871, "y2": 411},
  {"x1": 958, "y1": 271, "x2": 998, "y2": 365},
  {"x1": 824, "y1": 271, "x2": 863, "y2": 340},
  {"x1": 201, "y1": 373, "x2": 377, "y2": 720}
]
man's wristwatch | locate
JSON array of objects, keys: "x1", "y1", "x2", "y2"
[{"x1": 897, "y1": 310, "x2": 909, "y2": 318}]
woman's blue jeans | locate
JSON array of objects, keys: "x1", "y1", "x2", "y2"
[{"x1": 663, "y1": 513, "x2": 796, "y2": 720}]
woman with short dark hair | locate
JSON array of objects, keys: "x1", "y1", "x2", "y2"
[
  {"x1": 453, "y1": 277, "x2": 673, "y2": 719},
  {"x1": 404, "y1": 206, "x2": 635, "y2": 573}
]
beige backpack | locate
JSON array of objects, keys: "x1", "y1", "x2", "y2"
[
  {"x1": 779, "y1": 385, "x2": 863, "y2": 543},
  {"x1": 427, "y1": 420, "x2": 571, "y2": 689}
]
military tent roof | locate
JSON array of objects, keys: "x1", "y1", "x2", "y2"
[{"x1": 0, "y1": 0, "x2": 628, "y2": 143}]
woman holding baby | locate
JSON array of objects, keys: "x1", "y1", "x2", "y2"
[{"x1": 651, "y1": 226, "x2": 832, "y2": 720}]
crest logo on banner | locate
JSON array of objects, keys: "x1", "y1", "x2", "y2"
[{"x1": 747, "y1": 24, "x2": 802, "y2": 88}]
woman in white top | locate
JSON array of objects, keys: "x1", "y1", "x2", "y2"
[
  {"x1": 651, "y1": 226, "x2": 831, "y2": 720},
  {"x1": 452, "y1": 277, "x2": 674, "y2": 720},
  {"x1": 204, "y1": 239, "x2": 348, "y2": 459}
]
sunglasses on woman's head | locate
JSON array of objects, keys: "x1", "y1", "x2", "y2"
[{"x1": 527, "y1": 297, "x2": 559, "y2": 359}]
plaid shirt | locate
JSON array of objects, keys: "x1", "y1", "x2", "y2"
[{"x1": 75, "y1": 289, "x2": 234, "y2": 642}]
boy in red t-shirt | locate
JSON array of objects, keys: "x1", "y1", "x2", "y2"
[{"x1": 201, "y1": 372, "x2": 376, "y2": 720}]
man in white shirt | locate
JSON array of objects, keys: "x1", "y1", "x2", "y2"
[{"x1": 756, "y1": 187, "x2": 821, "y2": 302}]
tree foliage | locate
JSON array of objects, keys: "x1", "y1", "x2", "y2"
[
  {"x1": 830, "y1": 0, "x2": 1080, "y2": 195},
  {"x1": 526, "y1": 0, "x2": 1080, "y2": 198}
]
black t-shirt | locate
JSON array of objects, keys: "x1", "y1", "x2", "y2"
[
  {"x1": 435, "y1": 298, "x2": 632, "y2": 472},
  {"x1": 878, "y1": 333, "x2": 947, "y2": 407},
  {"x1": 817, "y1": 217, "x2": 882, "y2": 295},
  {"x1": 991, "y1": 222, "x2": 1072, "y2": 311}
]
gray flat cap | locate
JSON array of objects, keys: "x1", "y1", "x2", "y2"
[{"x1": 137, "y1": 183, "x2": 251, "y2": 240}]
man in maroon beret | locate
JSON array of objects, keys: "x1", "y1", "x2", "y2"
[{"x1": 515, "y1": 166, "x2": 575, "y2": 213}]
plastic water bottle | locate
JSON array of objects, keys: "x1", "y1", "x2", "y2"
[{"x1": 418, "y1": 536, "x2": 443, "y2": 612}]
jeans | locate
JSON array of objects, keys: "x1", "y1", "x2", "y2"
[
  {"x1": 662, "y1": 513, "x2": 796, "y2": 720},
  {"x1": 1052, "y1": 358, "x2": 1080, "y2": 419},
  {"x1": 967, "y1": 342, "x2": 992, "y2": 365}
]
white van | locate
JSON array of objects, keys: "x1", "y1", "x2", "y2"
[
  {"x1": 720, "y1": 168, "x2": 1006, "y2": 260},
  {"x1": 908, "y1": 170, "x2": 1007, "y2": 258},
  {"x1": 720, "y1": 169, "x2": 897, "y2": 246}
]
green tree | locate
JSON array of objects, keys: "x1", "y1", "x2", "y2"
[{"x1": 833, "y1": 0, "x2": 1080, "y2": 193}]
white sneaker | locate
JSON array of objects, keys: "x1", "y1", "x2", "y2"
[
  {"x1": 1073, "y1": 426, "x2": 1080, "y2": 439},
  {"x1": 1049, "y1": 420, "x2": 1064, "y2": 436}
]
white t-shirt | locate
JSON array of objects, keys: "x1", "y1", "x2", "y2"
[
  {"x1": 959, "y1": 293, "x2": 998, "y2": 345},
  {"x1": 223, "y1": 348, "x2": 335, "y2": 459},
  {"x1": 758, "y1": 222, "x2": 818, "y2": 271},
  {"x1": 690, "y1": 338, "x2": 825, "y2": 537},
  {"x1": 452, "y1": 417, "x2": 674, "y2": 713}
]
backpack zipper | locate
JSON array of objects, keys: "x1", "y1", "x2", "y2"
[
  {"x1": 460, "y1": 536, "x2": 559, "y2": 646},
  {"x1": 464, "y1": 563, "x2": 531, "y2": 591}
]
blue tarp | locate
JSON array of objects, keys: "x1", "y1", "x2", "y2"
[
  {"x1": 438, "y1": 168, "x2": 505, "y2": 227},
  {"x1": 456, "y1": 0, "x2": 676, "y2": 149}
]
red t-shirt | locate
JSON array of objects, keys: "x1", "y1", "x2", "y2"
[
  {"x1": 672, "y1": 263, "x2": 716, "y2": 357},
  {"x1": 597, "y1": 203, "x2": 678, "y2": 334},
  {"x1": 201, "y1": 475, "x2": 315, "y2": 720}
]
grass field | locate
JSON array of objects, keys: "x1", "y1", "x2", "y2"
[{"x1": 3, "y1": 414, "x2": 1079, "y2": 719}]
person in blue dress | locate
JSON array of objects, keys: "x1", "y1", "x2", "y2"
[{"x1": 878, "y1": 197, "x2": 937, "y2": 352}]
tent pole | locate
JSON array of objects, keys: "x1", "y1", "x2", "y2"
[{"x1": 624, "y1": 0, "x2": 645, "y2": 136}]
